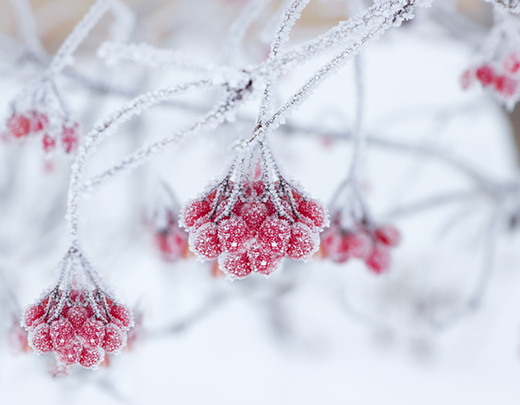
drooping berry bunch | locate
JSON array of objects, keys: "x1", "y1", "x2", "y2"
[
  {"x1": 145, "y1": 183, "x2": 189, "y2": 262},
  {"x1": 460, "y1": 11, "x2": 520, "y2": 109},
  {"x1": 4, "y1": 110, "x2": 80, "y2": 154},
  {"x1": 321, "y1": 215, "x2": 400, "y2": 274},
  {"x1": 181, "y1": 174, "x2": 328, "y2": 279},
  {"x1": 22, "y1": 288, "x2": 132, "y2": 368},
  {"x1": 320, "y1": 180, "x2": 401, "y2": 274},
  {"x1": 21, "y1": 248, "x2": 133, "y2": 369}
]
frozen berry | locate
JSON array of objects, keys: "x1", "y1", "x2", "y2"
[
  {"x1": 287, "y1": 222, "x2": 319, "y2": 261},
  {"x1": 79, "y1": 346, "x2": 104, "y2": 368},
  {"x1": 103, "y1": 323, "x2": 126, "y2": 353},
  {"x1": 218, "y1": 217, "x2": 250, "y2": 253},
  {"x1": 476, "y1": 65, "x2": 495, "y2": 86},
  {"x1": 257, "y1": 217, "x2": 291, "y2": 255},
  {"x1": 7, "y1": 114, "x2": 31, "y2": 138},
  {"x1": 190, "y1": 222, "x2": 221, "y2": 260},
  {"x1": 220, "y1": 252, "x2": 252, "y2": 278},
  {"x1": 182, "y1": 200, "x2": 211, "y2": 228},
  {"x1": 28, "y1": 323, "x2": 53, "y2": 354}
]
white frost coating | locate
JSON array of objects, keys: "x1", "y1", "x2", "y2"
[
  {"x1": 257, "y1": 0, "x2": 418, "y2": 78},
  {"x1": 97, "y1": 41, "x2": 241, "y2": 83},
  {"x1": 46, "y1": 0, "x2": 112, "y2": 77},
  {"x1": 257, "y1": 0, "x2": 311, "y2": 126},
  {"x1": 67, "y1": 79, "x2": 219, "y2": 245},
  {"x1": 257, "y1": 0, "x2": 419, "y2": 142}
]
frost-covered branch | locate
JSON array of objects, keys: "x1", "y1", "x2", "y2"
[
  {"x1": 67, "y1": 79, "x2": 220, "y2": 245},
  {"x1": 46, "y1": 0, "x2": 112, "y2": 77}
]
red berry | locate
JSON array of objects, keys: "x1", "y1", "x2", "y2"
[
  {"x1": 50, "y1": 319, "x2": 76, "y2": 350},
  {"x1": 78, "y1": 319, "x2": 105, "y2": 347},
  {"x1": 374, "y1": 225, "x2": 401, "y2": 247},
  {"x1": 79, "y1": 346, "x2": 104, "y2": 368},
  {"x1": 28, "y1": 323, "x2": 53, "y2": 354},
  {"x1": 7, "y1": 114, "x2": 31, "y2": 138},
  {"x1": 342, "y1": 232, "x2": 371, "y2": 259},
  {"x1": 155, "y1": 229, "x2": 187, "y2": 259},
  {"x1": 67, "y1": 307, "x2": 88, "y2": 330},
  {"x1": 365, "y1": 245, "x2": 391, "y2": 274},
  {"x1": 476, "y1": 65, "x2": 495, "y2": 86},
  {"x1": 182, "y1": 200, "x2": 211, "y2": 228},
  {"x1": 190, "y1": 222, "x2": 221, "y2": 260},
  {"x1": 504, "y1": 54, "x2": 520, "y2": 74},
  {"x1": 22, "y1": 304, "x2": 45, "y2": 329},
  {"x1": 241, "y1": 202, "x2": 268, "y2": 233},
  {"x1": 61, "y1": 123, "x2": 80, "y2": 153},
  {"x1": 248, "y1": 244, "x2": 282, "y2": 275},
  {"x1": 257, "y1": 217, "x2": 291, "y2": 255},
  {"x1": 287, "y1": 222, "x2": 319, "y2": 261},
  {"x1": 110, "y1": 305, "x2": 132, "y2": 329},
  {"x1": 494, "y1": 75, "x2": 517, "y2": 97},
  {"x1": 56, "y1": 339, "x2": 82, "y2": 365},
  {"x1": 298, "y1": 200, "x2": 327, "y2": 229},
  {"x1": 28, "y1": 111, "x2": 49, "y2": 133},
  {"x1": 219, "y1": 252, "x2": 252, "y2": 278},
  {"x1": 218, "y1": 217, "x2": 250, "y2": 253},
  {"x1": 42, "y1": 134, "x2": 56, "y2": 152},
  {"x1": 103, "y1": 324, "x2": 126, "y2": 353}
]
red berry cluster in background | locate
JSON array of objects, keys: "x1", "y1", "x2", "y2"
[
  {"x1": 320, "y1": 216, "x2": 400, "y2": 274},
  {"x1": 22, "y1": 289, "x2": 133, "y2": 369},
  {"x1": 461, "y1": 53, "x2": 520, "y2": 102},
  {"x1": 152, "y1": 211, "x2": 190, "y2": 262},
  {"x1": 181, "y1": 180, "x2": 328, "y2": 278},
  {"x1": 4, "y1": 110, "x2": 80, "y2": 154}
]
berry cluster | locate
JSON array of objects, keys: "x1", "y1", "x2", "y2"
[
  {"x1": 321, "y1": 218, "x2": 400, "y2": 274},
  {"x1": 22, "y1": 288, "x2": 133, "y2": 369},
  {"x1": 461, "y1": 53, "x2": 520, "y2": 103},
  {"x1": 4, "y1": 111, "x2": 80, "y2": 154},
  {"x1": 181, "y1": 180, "x2": 328, "y2": 278}
]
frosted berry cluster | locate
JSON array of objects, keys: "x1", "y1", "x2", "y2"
[
  {"x1": 4, "y1": 110, "x2": 80, "y2": 154},
  {"x1": 22, "y1": 289, "x2": 133, "y2": 369},
  {"x1": 461, "y1": 53, "x2": 520, "y2": 105},
  {"x1": 181, "y1": 180, "x2": 328, "y2": 278},
  {"x1": 321, "y1": 219, "x2": 400, "y2": 274},
  {"x1": 153, "y1": 211, "x2": 189, "y2": 262}
]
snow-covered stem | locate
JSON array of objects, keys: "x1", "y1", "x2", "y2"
[
  {"x1": 254, "y1": 2, "x2": 414, "y2": 144},
  {"x1": 67, "y1": 79, "x2": 219, "y2": 245},
  {"x1": 226, "y1": 0, "x2": 273, "y2": 64},
  {"x1": 8, "y1": 0, "x2": 46, "y2": 58},
  {"x1": 257, "y1": 0, "x2": 420, "y2": 77},
  {"x1": 257, "y1": 0, "x2": 311, "y2": 126},
  {"x1": 80, "y1": 81, "x2": 252, "y2": 196},
  {"x1": 97, "y1": 41, "x2": 219, "y2": 72},
  {"x1": 46, "y1": 0, "x2": 112, "y2": 77}
]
